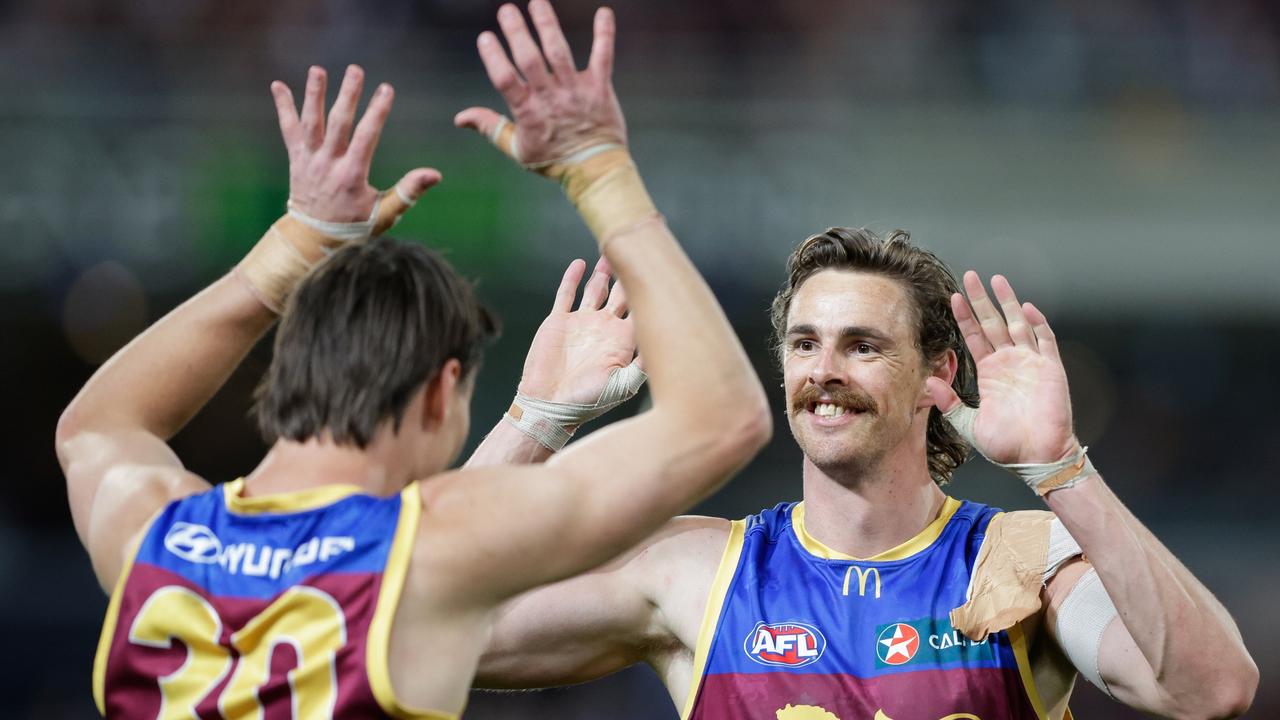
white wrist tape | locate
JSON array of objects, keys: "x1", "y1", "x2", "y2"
[
  {"x1": 1056, "y1": 568, "x2": 1119, "y2": 698},
  {"x1": 503, "y1": 361, "x2": 647, "y2": 452},
  {"x1": 942, "y1": 403, "x2": 1096, "y2": 495}
]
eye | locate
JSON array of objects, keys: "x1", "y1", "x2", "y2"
[
  {"x1": 853, "y1": 342, "x2": 876, "y2": 355},
  {"x1": 794, "y1": 339, "x2": 817, "y2": 353}
]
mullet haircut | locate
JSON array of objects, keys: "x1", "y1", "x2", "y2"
[
  {"x1": 255, "y1": 237, "x2": 498, "y2": 449},
  {"x1": 769, "y1": 227, "x2": 977, "y2": 485}
]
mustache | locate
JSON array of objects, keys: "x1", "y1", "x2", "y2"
[{"x1": 791, "y1": 385, "x2": 878, "y2": 416}]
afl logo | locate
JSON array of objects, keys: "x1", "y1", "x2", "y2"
[
  {"x1": 876, "y1": 622, "x2": 920, "y2": 665},
  {"x1": 164, "y1": 522, "x2": 222, "y2": 564},
  {"x1": 744, "y1": 621, "x2": 826, "y2": 667}
]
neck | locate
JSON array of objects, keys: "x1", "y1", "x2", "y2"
[
  {"x1": 245, "y1": 436, "x2": 412, "y2": 498},
  {"x1": 799, "y1": 440, "x2": 946, "y2": 559}
]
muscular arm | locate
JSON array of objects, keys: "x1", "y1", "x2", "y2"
[
  {"x1": 475, "y1": 517, "x2": 728, "y2": 692},
  {"x1": 420, "y1": 1, "x2": 770, "y2": 605},
  {"x1": 931, "y1": 272, "x2": 1256, "y2": 718},
  {"x1": 56, "y1": 276, "x2": 271, "y2": 586},
  {"x1": 1043, "y1": 477, "x2": 1256, "y2": 718},
  {"x1": 55, "y1": 65, "x2": 437, "y2": 589}
]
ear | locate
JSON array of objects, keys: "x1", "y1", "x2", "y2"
[
  {"x1": 919, "y1": 348, "x2": 958, "y2": 410},
  {"x1": 420, "y1": 358, "x2": 464, "y2": 430}
]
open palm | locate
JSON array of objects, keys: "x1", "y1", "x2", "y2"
[
  {"x1": 518, "y1": 258, "x2": 638, "y2": 406},
  {"x1": 927, "y1": 272, "x2": 1077, "y2": 465}
]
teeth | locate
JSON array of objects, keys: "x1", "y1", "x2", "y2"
[{"x1": 814, "y1": 403, "x2": 847, "y2": 417}]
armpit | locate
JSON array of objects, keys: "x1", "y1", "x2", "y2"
[{"x1": 950, "y1": 511, "x2": 1083, "y2": 642}]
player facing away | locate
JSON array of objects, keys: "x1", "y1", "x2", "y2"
[
  {"x1": 54, "y1": 8, "x2": 772, "y2": 718},
  {"x1": 468, "y1": 230, "x2": 1259, "y2": 714}
]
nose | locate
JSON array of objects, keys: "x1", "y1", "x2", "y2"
[{"x1": 807, "y1": 345, "x2": 848, "y2": 388}]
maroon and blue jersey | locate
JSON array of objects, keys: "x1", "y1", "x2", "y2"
[
  {"x1": 93, "y1": 479, "x2": 453, "y2": 719},
  {"x1": 680, "y1": 497, "x2": 1068, "y2": 720}
]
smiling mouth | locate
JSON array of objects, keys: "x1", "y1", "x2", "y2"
[{"x1": 806, "y1": 401, "x2": 864, "y2": 418}]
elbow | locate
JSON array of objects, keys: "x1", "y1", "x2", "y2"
[
  {"x1": 708, "y1": 394, "x2": 773, "y2": 467},
  {"x1": 1206, "y1": 658, "x2": 1258, "y2": 719},
  {"x1": 1171, "y1": 657, "x2": 1258, "y2": 720},
  {"x1": 55, "y1": 404, "x2": 84, "y2": 457}
]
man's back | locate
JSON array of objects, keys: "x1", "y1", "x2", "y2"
[{"x1": 95, "y1": 479, "x2": 443, "y2": 718}]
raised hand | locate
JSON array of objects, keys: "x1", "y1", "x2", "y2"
[
  {"x1": 270, "y1": 65, "x2": 441, "y2": 227},
  {"x1": 455, "y1": 1, "x2": 625, "y2": 174},
  {"x1": 518, "y1": 257, "x2": 640, "y2": 406},
  {"x1": 926, "y1": 272, "x2": 1078, "y2": 466}
]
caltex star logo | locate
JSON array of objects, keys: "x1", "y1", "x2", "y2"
[{"x1": 876, "y1": 622, "x2": 920, "y2": 665}]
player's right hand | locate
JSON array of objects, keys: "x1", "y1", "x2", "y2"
[
  {"x1": 270, "y1": 65, "x2": 440, "y2": 226},
  {"x1": 455, "y1": 1, "x2": 626, "y2": 175},
  {"x1": 517, "y1": 257, "x2": 640, "y2": 406}
]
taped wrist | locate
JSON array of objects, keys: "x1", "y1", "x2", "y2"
[
  {"x1": 235, "y1": 190, "x2": 418, "y2": 313},
  {"x1": 503, "y1": 361, "x2": 647, "y2": 452},
  {"x1": 485, "y1": 118, "x2": 657, "y2": 242},
  {"x1": 941, "y1": 403, "x2": 1096, "y2": 496}
]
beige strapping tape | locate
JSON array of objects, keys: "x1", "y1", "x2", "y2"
[
  {"x1": 950, "y1": 510, "x2": 1054, "y2": 642},
  {"x1": 236, "y1": 215, "x2": 343, "y2": 313}
]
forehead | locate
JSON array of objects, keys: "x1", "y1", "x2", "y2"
[{"x1": 786, "y1": 270, "x2": 916, "y2": 338}]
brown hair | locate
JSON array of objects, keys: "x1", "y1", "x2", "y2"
[
  {"x1": 255, "y1": 237, "x2": 498, "y2": 448},
  {"x1": 769, "y1": 227, "x2": 976, "y2": 485}
]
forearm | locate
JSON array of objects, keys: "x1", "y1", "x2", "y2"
[
  {"x1": 465, "y1": 418, "x2": 554, "y2": 467},
  {"x1": 1045, "y1": 472, "x2": 1256, "y2": 707},
  {"x1": 575, "y1": 157, "x2": 767, "y2": 429},
  {"x1": 59, "y1": 273, "x2": 274, "y2": 441}
]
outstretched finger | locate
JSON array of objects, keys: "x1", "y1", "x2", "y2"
[
  {"x1": 963, "y1": 271, "x2": 1014, "y2": 350},
  {"x1": 497, "y1": 3, "x2": 551, "y2": 90},
  {"x1": 322, "y1": 65, "x2": 365, "y2": 155},
  {"x1": 1022, "y1": 302, "x2": 1062, "y2": 363},
  {"x1": 990, "y1": 274, "x2": 1036, "y2": 349},
  {"x1": 529, "y1": 0, "x2": 576, "y2": 78},
  {"x1": 347, "y1": 83, "x2": 394, "y2": 169},
  {"x1": 951, "y1": 292, "x2": 994, "y2": 363},
  {"x1": 552, "y1": 259, "x2": 587, "y2": 313},
  {"x1": 587, "y1": 6, "x2": 615, "y2": 80},
  {"x1": 299, "y1": 66, "x2": 327, "y2": 150},
  {"x1": 476, "y1": 31, "x2": 527, "y2": 107},
  {"x1": 578, "y1": 266, "x2": 610, "y2": 311},
  {"x1": 270, "y1": 81, "x2": 300, "y2": 150}
]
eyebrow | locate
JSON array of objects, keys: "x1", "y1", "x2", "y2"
[{"x1": 785, "y1": 324, "x2": 893, "y2": 343}]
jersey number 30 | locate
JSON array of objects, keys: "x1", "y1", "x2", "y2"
[{"x1": 128, "y1": 585, "x2": 346, "y2": 719}]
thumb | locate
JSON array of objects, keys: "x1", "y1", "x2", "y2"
[
  {"x1": 373, "y1": 167, "x2": 442, "y2": 236},
  {"x1": 454, "y1": 106, "x2": 519, "y2": 161},
  {"x1": 925, "y1": 376, "x2": 962, "y2": 413},
  {"x1": 927, "y1": 377, "x2": 978, "y2": 446}
]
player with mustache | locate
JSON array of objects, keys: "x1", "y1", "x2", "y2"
[{"x1": 459, "y1": 4, "x2": 1258, "y2": 718}]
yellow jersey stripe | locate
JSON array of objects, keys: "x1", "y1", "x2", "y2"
[
  {"x1": 365, "y1": 482, "x2": 459, "y2": 720},
  {"x1": 791, "y1": 496, "x2": 962, "y2": 562},
  {"x1": 680, "y1": 519, "x2": 746, "y2": 720}
]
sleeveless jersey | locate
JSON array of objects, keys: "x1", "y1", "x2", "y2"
[
  {"x1": 682, "y1": 497, "x2": 1067, "y2": 720},
  {"x1": 93, "y1": 479, "x2": 454, "y2": 720}
]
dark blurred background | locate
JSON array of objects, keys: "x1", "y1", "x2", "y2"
[{"x1": 3, "y1": 0, "x2": 1278, "y2": 717}]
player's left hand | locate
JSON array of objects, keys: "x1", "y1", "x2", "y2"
[
  {"x1": 518, "y1": 257, "x2": 640, "y2": 405},
  {"x1": 925, "y1": 272, "x2": 1078, "y2": 465}
]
